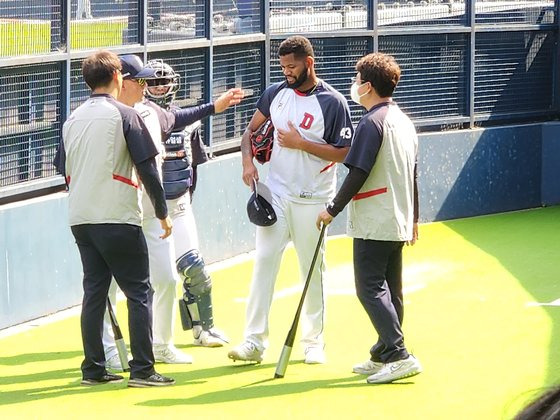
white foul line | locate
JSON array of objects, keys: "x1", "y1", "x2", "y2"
[{"x1": 526, "y1": 298, "x2": 560, "y2": 307}]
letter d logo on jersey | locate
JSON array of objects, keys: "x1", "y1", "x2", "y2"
[{"x1": 299, "y1": 113, "x2": 314, "y2": 130}]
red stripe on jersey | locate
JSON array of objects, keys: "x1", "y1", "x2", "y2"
[
  {"x1": 319, "y1": 162, "x2": 336, "y2": 173},
  {"x1": 113, "y1": 174, "x2": 139, "y2": 189},
  {"x1": 353, "y1": 187, "x2": 388, "y2": 201},
  {"x1": 66, "y1": 175, "x2": 71, "y2": 185}
]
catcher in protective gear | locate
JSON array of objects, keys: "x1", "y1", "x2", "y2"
[
  {"x1": 144, "y1": 58, "x2": 229, "y2": 348},
  {"x1": 251, "y1": 118, "x2": 274, "y2": 164}
]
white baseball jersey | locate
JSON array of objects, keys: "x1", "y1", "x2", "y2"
[
  {"x1": 257, "y1": 80, "x2": 354, "y2": 203},
  {"x1": 135, "y1": 100, "x2": 165, "y2": 220}
]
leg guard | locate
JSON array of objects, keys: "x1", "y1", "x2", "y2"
[
  {"x1": 178, "y1": 298, "x2": 193, "y2": 330},
  {"x1": 176, "y1": 249, "x2": 214, "y2": 331}
]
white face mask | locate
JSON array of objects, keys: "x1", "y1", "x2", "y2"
[{"x1": 350, "y1": 82, "x2": 369, "y2": 105}]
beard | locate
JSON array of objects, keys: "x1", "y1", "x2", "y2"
[{"x1": 286, "y1": 66, "x2": 309, "y2": 89}]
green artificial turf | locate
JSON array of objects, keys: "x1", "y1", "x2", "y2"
[
  {"x1": 1, "y1": 206, "x2": 559, "y2": 419},
  {"x1": 0, "y1": 18, "x2": 128, "y2": 57}
]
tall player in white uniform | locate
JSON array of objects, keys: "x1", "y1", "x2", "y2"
[
  {"x1": 103, "y1": 55, "x2": 241, "y2": 369},
  {"x1": 228, "y1": 36, "x2": 354, "y2": 364}
]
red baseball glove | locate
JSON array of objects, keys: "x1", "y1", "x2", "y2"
[{"x1": 251, "y1": 118, "x2": 274, "y2": 164}]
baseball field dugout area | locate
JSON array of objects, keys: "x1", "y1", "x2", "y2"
[
  {"x1": 0, "y1": 0, "x2": 559, "y2": 380},
  {"x1": 0, "y1": 1, "x2": 559, "y2": 418}
]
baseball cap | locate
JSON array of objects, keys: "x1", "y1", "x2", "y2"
[
  {"x1": 119, "y1": 55, "x2": 157, "y2": 79},
  {"x1": 247, "y1": 180, "x2": 277, "y2": 227}
]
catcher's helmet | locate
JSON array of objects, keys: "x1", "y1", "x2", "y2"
[
  {"x1": 247, "y1": 179, "x2": 277, "y2": 227},
  {"x1": 251, "y1": 118, "x2": 274, "y2": 164},
  {"x1": 144, "y1": 59, "x2": 180, "y2": 108}
]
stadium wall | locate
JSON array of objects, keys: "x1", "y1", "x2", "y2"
[
  {"x1": 0, "y1": 122, "x2": 557, "y2": 329},
  {"x1": 0, "y1": 193, "x2": 82, "y2": 329},
  {"x1": 541, "y1": 123, "x2": 560, "y2": 206},
  {"x1": 420, "y1": 124, "x2": 544, "y2": 222}
]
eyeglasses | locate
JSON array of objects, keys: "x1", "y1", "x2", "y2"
[
  {"x1": 351, "y1": 76, "x2": 363, "y2": 84},
  {"x1": 146, "y1": 78, "x2": 172, "y2": 87},
  {"x1": 124, "y1": 78, "x2": 146, "y2": 86}
]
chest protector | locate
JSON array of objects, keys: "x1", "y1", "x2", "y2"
[{"x1": 162, "y1": 126, "x2": 195, "y2": 200}]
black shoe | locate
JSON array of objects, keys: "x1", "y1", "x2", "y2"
[
  {"x1": 81, "y1": 372, "x2": 124, "y2": 386},
  {"x1": 128, "y1": 372, "x2": 175, "y2": 388}
]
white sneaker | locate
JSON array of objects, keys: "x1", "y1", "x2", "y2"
[
  {"x1": 366, "y1": 355, "x2": 422, "y2": 384},
  {"x1": 353, "y1": 359, "x2": 384, "y2": 375},
  {"x1": 193, "y1": 327, "x2": 229, "y2": 347},
  {"x1": 304, "y1": 346, "x2": 326, "y2": 364},
  {"x1": 227, "y1": 341, "x2": 263, "y2": 363},
  {"x1": 153, "y1": 345, "x2": 193, "y2": 364},
  {"x1": 106, "y1": 353, "x2": 130, "y2": 372}
]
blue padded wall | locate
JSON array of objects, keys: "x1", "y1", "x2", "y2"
[
  {"x1": 542, "y1": 123, "x2": 560, "y2": 206},
  {"x1": 419, "y1": 124, "x2": 542, "y2": 222}
]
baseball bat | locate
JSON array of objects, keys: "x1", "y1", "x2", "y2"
[
  {"x1": 107, "y1": 297, "x2": 130, "y2": 372},
  {"x1": 274, "y1": 224, "x2": 326, "y2": 379}
]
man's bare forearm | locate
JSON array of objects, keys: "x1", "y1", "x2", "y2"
[
  {"x1": 241, "y1": 130, "x2": 253, "y2": 163},
  {"x1": 299, "y1": 141, "x2": 349, "y2": 162}
]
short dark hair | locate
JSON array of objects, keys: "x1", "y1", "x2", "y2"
[
  {"x1": 82, "y1": 50, "x2": 121, "y2": 90},
  {"x1": 278, "y1": 36, "x2": 314, "y2": 60},
  {"x1": 356, "y1": 53, "x2": 401, "y2": 98}
]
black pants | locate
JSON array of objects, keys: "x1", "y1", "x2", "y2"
[
  {"x1": 71, "y1": 224, "x2": 156, "y2": 379},
  {"x1": 353, "y1": 238, "x2": 409, "y2": 363}
]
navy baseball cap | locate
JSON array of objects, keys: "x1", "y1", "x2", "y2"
[
  {"x1": 119, "y1": 55, "x2": 156, "y2": 79},
  {"x1": 247, "y1": 180, "x2": 277, "y2": 227}
]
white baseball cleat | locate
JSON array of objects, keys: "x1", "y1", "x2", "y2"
[
  {"x1": 105, "y1": 353, "x2": 130, "y2": 372},
  {"x1": 366, "y1": 355, "x2": 422, "y2": 384},
  {"x1": 352, "y1": 359, "x2": 384, "y2": 375},
  {"x1": 304, "y1": 346, "x2": 326, "y2": 364},
  {"x1": 193, "y1": 326, "x2": 229, "y2": 347},
  {"x1": 153, "y1": 345, "x2": 193, "y2": 364},
  {"x1": 227, "y1": 341, "x2": 263, "y2": 363}
]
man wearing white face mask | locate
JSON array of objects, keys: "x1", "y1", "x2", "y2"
[{"x1": 316, "y1": 52, "x2": 421, "y2": 385}]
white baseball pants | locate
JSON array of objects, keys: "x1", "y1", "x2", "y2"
[{"x1": 244, "y1": 193, "x2": 326, "y2": 351}]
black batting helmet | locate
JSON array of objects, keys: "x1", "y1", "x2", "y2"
[{"x1": 247, "y1": 179, "x2": 277, "y2": 227}]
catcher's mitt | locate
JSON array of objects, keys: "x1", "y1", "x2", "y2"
[{"x1": 251, "y1": 118, "x2": 274, "y2": 164}]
